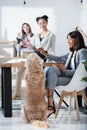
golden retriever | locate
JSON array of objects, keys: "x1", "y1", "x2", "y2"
[{"x1": 22, "y1": 53, "x2": 49, "y2": 128}]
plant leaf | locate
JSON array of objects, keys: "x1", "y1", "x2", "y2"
[
  {"x1": 83, "y1": 61, "x2": 87, "y2": 71},
  {"x1": 81, "y1": 77, "x2": 87, "y2": 82}
]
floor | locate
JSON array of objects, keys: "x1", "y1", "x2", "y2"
[
  {"x1": 0, "y1": 71, "x2": 87, "y2": 130},
  {"x1": 0, "y1": 108, "x2": 87, "y2": 130}
]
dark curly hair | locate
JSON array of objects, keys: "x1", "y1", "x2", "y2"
[{"x1": 36, "y1": 15, "x2": 49, "y2": 23}]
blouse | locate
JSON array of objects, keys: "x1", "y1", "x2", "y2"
[{"x1": 34, "y1": 31, "x2": 56, "y2": 55}]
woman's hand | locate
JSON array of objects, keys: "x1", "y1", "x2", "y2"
[
  {"x1": 37, "y1": 48, "x2": 48, "y2": 58},
  {"x1": 19, "y1": 41, "x2": 24, "y2": 48},
  {"x1": 58, "y1": 64, "x2": 66, "y2": 73},
  {"x1": 37, "y1": 47, "x2": 44, "y2": 51},
  {"x1": 26, "y1": 39, "x2": 35, "y2": 50},
  {"x1": 20, "y1": 41, "x2": 23, "y2": 46},
  {"x1": 26, "y1": 40, "x2": 31, "y2": 47},
  {"x1": 52, "y1": 63, "x2": 66, "y2": 73}
]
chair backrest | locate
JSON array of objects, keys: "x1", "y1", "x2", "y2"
[{"x1": 58, "y1": 63, "x2": 87, "y2": 92}]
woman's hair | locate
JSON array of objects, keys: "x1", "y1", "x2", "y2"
[
  {"x1": 22, "y1": 23, "x2": 33, "y2": 38},
  {"x1": 67, "y1": 30, "x2": 86, "y2": 51},
  {"x1": 36, "y1": 15, "x2": 49, "y2": 23}
]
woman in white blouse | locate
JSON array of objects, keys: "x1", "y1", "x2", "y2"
[
  {"x1": 35, "y1": 15, "x2": 56, "y2": 58},
  {"x1": 13, "y1": 23, "x2": 36, "y2": 57},
  {"x1": 13, "y1": 15, "x2": 56, "y2": 100}
]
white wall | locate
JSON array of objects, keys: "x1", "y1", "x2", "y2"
[
  {"x1": 0, "y1": 0, "x2": 80, "y2": 55},
  {"x1": 79, "y1": 0, "x2": 87, "y2": 32},
  {"x1": 79, "y1": 0, "x2": 87, "y2": 46}
]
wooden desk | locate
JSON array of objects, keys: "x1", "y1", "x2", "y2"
[
  {"x1": 0, "y1": 58, "x2": 25, "y2": 117},
  {"x1": 0, "y1": 40, "x2": 17, "y2": 44},
  {"x1": 0, "y1": 58, "x2": 47, "y2": 117},
  {"x1": 0, "y1": 58, "x2": 64, "y2": 117}
]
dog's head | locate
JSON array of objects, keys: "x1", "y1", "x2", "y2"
[{"x1": 25, "y1": 53, "x2": 43, "y2": 73}]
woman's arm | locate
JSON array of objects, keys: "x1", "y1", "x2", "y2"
[
  {"x1": 27, "y1": 39, "x2": 36, "y2": 50},
  {"x1": 39, "y1": 48, "x2": 68, "y2": 63},
  {"x1": 47, "y1": 54, "x2": 68, "y2": 62},
  {"x1": 78, "y1": 49, "x2": 87, "y2": 64}
]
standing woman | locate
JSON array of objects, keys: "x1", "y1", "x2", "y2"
[{"x1": 35, "y1": 15, "x2": 56, "y2": 55}]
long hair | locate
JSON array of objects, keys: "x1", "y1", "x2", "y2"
[
  {"x1": 67, "y1": 31, "x2": 86, "y2": 51},
  {"x1": 21, "y1": 23, "x2": 33, "y2": 39}
]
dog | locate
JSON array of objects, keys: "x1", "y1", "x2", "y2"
[{"x1": 22, "y1": 53, "x2": 49, "y2": 128}]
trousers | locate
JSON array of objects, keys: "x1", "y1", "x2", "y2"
[{"x1": 46, "y1": 66, "x2": 71, "y2": 90}]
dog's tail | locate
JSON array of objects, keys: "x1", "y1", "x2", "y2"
[{"x1": 31, "y1": 120, "x2": 49, "y2": 128}]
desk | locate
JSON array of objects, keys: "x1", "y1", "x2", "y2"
[
  {"x1": 0, "y1": 41, "x2": 17, "y2": 44},
  {"x1": 0, "y1": 57, "x2": 64, "y2": 117},
  {"x1": 0, "y1": 58, "x2": 25, "y2": 117},
  {"x1": 0, "y1": 58, "x2": 66, "y2": 117}
]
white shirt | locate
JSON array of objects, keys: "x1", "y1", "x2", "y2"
[
  {"x1": 70, "y1": 57, "x2": 75, "y2": 70},
  {"x1": 34, "y1": 31, "x2": 56, "y2": 55}
]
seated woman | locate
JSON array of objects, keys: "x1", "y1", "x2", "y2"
[
  {"x1": 39, "y1": 30, "x2": 87, "y2": 118},
  {"x1": 13, "y1": 23, "x2": 36, "y2": 57}
]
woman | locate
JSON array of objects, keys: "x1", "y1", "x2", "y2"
[
  {"x1": 13, "y1": 15, "x2": 56, "y2": 100},
  {"x1": 34, "y1": 15, "x2": 56, "y2": 62},
  {"x1": 13, "y1": 23, "x2": 36, "y2": 57},
  {"x1": 39, "y1": 30, "x2": 87, "y2": 118},
  {"x1": 13, "y1": 23, "x2": 36, "y2": 100},
  {"x1": 35, "y1": 15, "x2": 56, "y2": 55}
]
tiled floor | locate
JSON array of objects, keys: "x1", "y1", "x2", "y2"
[{"x1": 0, "y1": 108, "x2": 87, "y2": 130}]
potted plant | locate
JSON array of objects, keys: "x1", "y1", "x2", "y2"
[
  {"x1": 81, "y1": 59, "x2": 87, "y2": 114},
  {"x1": 82, "y1": 61, "x2": 87, "y2": 82}
]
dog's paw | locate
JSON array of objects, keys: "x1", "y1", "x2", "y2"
[{"x1": 32, "y1": 120, "x2": 49, "y2": 128}]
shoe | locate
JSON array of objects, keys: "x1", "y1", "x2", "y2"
[
  {"x1": 12, "y1": 95, "x2": 20, "y2": 100},
  {"x1": 47, "y1": 102, "x2": 56, "y2": 118}
]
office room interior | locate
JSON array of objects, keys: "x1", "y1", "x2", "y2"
[{"x1": 0, "y1": 0, "x2": 87, "y2": 130}]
